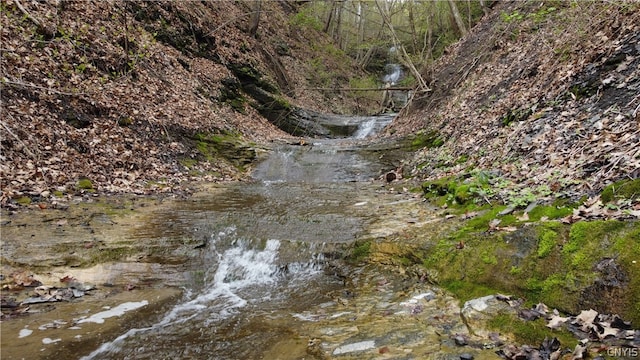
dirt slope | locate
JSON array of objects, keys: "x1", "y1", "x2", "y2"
[
  {"x1": 388, "y1": 1, "x2": 639, "y2": 206},
  {"x1": 0, "y1": 0, "x2": 370, "y2": 206}
]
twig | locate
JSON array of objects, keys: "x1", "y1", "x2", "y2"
[
  {"x1": 14, "y1": 0, "x2": 42, "y2": 29},
  {"x1": 0, "y1": 119, "x2": 36, "y2": 159},
  {"x1": 3, "y1": 80, "x2": 86, "y2": 96},
  {"x1": 13, "y1": 0, "x2": 55, "y2": 38}
]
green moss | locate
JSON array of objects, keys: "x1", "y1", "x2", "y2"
[
  {"x1": 398, "y1": 256, "x2": 413, "y2": 267},
  {"x1": 190, "y1": 131, "x2": 255, "y2": 171},
  {"x1": 229, "y1": 63, "x2": 279, "y2": 94},
  {"x1": 459, "y1": 206, "x2": 510, "y2": 232},
  {"x1": 419, "y1": 199, "x2": 639, "y2": 324},
  {"x1": 537, "y1": 227, "x2": 558, "y2": 258},
  {"x1": 423, "y1": 239, "x2": 453, "y2": 268},
  {"x1": 228, "y1": 97, "x2": 247, "y2": 113},
  {"x1": 454, "y1": 184, "x2": 472, "y2": 204},
  {"x1": 480, "y1": 248, "x2": 498, "y2": 265},
  {"x1": 601, "y1": 178, "x2": 640, "y2": 203},
  {"x1": 500, "y1": 108, "x2": 532, "y2": 127},
  {"x1": 612, "y1": 223, "x2": 640, "y2": 321},
  {"x1": 117, "y1": 116, "x2": 134, "y2": 126},
  {"x1": 440, "y1": 279, "x2": 499, "y2": 303},
  {"x1": 488, "y1": 313, "x2": 576, "y2": 347},
  {"x1": 564, "y1": 220, "x2": 625, "y2": 255},
  {"x1": 350, "y1": 241, "x2": 371, "y2": 262},
  {"x1": 408, "y1": 130, "x2": 445, "y2": 150},
  {"x1": 455, "y1": 154, "x2": 469, "y2": 164},
  {"x1": 16, "y1": 196, "x2": 31, "y2": 205},
  {"x1": 528, "y1": 205, "x2": 573, "y2": 221},
  {"x1": 77, "y1": 178, "x2": 93, "y2": 190},
  {"x1": 179, "y1": 158, "x2": 198, "y2": 169}
]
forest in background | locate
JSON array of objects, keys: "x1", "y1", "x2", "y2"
[{"x1": 2, "y1": 0, "x2": 638, "y2": 213}]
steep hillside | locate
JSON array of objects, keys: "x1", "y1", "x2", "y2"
[
  {"x1": 0, "y1": 0, "x2": 372, "y2": 206},
  {"x1": 389, "y1": 1, "x2": 639, "y2": 212}
]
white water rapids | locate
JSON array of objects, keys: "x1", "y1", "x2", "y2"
[{"x1": 81, "y1": 227, "x2": 326, "y2": 359}]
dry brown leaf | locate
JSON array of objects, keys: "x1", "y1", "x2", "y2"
[{"x1": 547, "y1": 314, "x2": 569, "y2": 329}]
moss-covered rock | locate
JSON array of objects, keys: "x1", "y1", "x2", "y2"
[
  {"x1": 420, "y1": 219, "x2": 640, "y2": 324},
  {"x1": 77, "y1": 178, "x2": 94, "y2": 190},
  {"x1": 488, "y1": 313, "x2": 577, "y2": 348},
  {"x1": 16, "y1": 196, "x2": 32, "y2": 205},
  {"x1": 601, "y1": 178, "x2": 640, "y2": 203},
  {"x1": 189, "y1": 131, "x2": 257, "y2": 171},
  {"x1": 407, "y1": 130, "x2": 445, "y2": 150},
  {"x1": 348, "y1": 240, "x2": 371, "y2": 263}
]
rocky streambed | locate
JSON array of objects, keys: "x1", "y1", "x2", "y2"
[{"x1": 2, "y1": 114, "x2": 639, "y2": 359}]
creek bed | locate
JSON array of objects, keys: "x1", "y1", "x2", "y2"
[{"x1": 2, "y1": 114, "x2": 463, "y2": 359}]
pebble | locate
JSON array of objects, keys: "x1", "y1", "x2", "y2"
[
  {"x1": 460, "y1": 353, "x2": 474, "y2": 360},
  {"x1": 454, "y1": 335, "x2": 467, "y2": 346}
]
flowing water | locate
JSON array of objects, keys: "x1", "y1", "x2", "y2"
[
  {"x1": 69, "y1": 113, "x2": 434, "y2": 359},
  {"x1": 2, "y1": 113, "x2": 504, "y2": 359}
]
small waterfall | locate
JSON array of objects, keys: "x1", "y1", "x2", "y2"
[
  {"x1": 80, "y1": 228, "x2": 325, "y2": 359},
  {"x1": 382, "y1": 63, "x2": 402, "y2": 85},
  {"x1": 353, "y1": 115, "x2": 394, "y2": 139}
]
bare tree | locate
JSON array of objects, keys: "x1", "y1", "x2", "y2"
[
  {"x1": 248, "y1": 0, "x2": 262, "y2": 38},
  {"x1": 374, "y1": 0, "x2": 428, "y2": 92},
  {"x1": 447, "y1": 0, "x2": 467, "y2": 36},
  {"x1": 323, "y1": 0, "x2": 336, "y2": 33}
]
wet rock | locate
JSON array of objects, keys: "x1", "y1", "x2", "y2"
[
  {"x1": 0, "y1": 297, "x2": 19, "y2": 308},
  {"x1": 461, "y1": 295, "x2": 518, "y2": 337},
  {"x1": 332, "y1": 340, "x2": 376, "y2": 355},
  {"x1": 454, "y1": 334, "x2": 468, "y2": 346}
]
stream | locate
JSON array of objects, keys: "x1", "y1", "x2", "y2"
[
  {"x1": 81, "y1": 115, "x2": 404, "y2": 359},
  {"x1": 1, "y1": 114, "x2": 502, "y2": 359}
]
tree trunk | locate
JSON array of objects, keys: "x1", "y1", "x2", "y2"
[
  {"x1": 408, "y1": 0, "x2": 419, "y2": 54},
  {"x1": 323, "y1": 0, "x2": 335, "y2": 33},
  {"x1": 333, "y1": 0, "x2": 343, "y2": 48},
  {"x1": 447, "y1": 0, "x2": 467, "y2": 36},
  {"x1": 248, "y1": 0, "x2": 262, "y2": 38}
]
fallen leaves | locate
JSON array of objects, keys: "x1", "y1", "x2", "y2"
[
  {"x1": 393, "y1": 3, "x2": 640, "y2": 220},
  {"x1": 2, "y1": 0, "x2": 345, "y2": 206},
  {"x1": 8, "y1": 270, "x2": 42, "y2": 288},
  {"x1": 493, "y1": 295, "x2": 639, "y2": 360},
  {"x1": 561, "y1": 195, "x2": 640, "y2": 222}
]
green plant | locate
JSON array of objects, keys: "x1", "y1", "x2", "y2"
[
  {"x1": 601, "y1": 178, "x2": 640, "y2": 203},
  {"x1": 350, "y1": 241, "x2": 371, "y2": 262},
  {"x1": 488, "y1": 313, "x2": 575, "y2": 347},
  {"x1": 77, "y1": 178, "x2": 94, "y2": 190},
  {"x1": 500, "y1": 10, "x2": 525, "y2": 23},
  {"x1": 289, "y1": 9, "x2": 323, "y2": 31}
]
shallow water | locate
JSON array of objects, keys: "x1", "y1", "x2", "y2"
[{"x1": 70, "y1": 114, "x2": 421, "y2": 359}]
